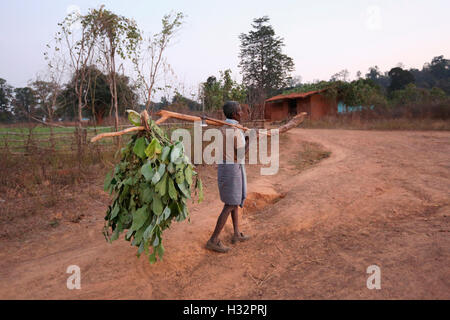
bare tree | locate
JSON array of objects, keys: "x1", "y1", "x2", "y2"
[
  {"x1": 93, "y1": 7, "x2": 141, "y2": 132},
  {"x1": 133, "y1": 12, "x2": 184, "y2": 113},
  {"x1": 48, "y1": 9, "x2": 99, "y2": 128},
  {"x1": 36, "y1": 53, "x2": 66, "y2": 124},
  {"x1": 331, "y1": 69, "x2": 350, "y2": 82}
]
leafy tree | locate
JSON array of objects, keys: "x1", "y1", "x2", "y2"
[
  {"x1": 429, "y1": 55, "x2": 450, "y2": 80},
  {"x1": 388, "y1": 67, "x2": 415, "y2": 93},
  {"x1": 200, "y1": 70, "x2": 247, "y2": 111},
  {"x1": 12, "y1": 87, "x2": 38, "y2": 122},
  {"x1": 58, "y1": 66, "x2": 138, "y2": 123},
  {"x1": 0, "y1": 78, "x2": 14, "y2": 122},
  {"x1": 201, "y1": 76, "x2": 222, "y2": 111},
  {"x1": 391, "y1": 83, "x2": 447, "y2": 106},
  {"x1": 171, "y1": 91, "x2": 202, "y2": 111},
  {"x1": 282, "y1": 78, "x2": 386, "y2": 110},
  {"x1": 239, "y1": 16, "x2": 294, "y2": 101}
]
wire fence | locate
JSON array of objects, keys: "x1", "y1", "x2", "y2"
[{"x1": 0, "y1": 120, "x2": 267, "y2": 156}]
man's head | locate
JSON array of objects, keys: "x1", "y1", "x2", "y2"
[{"x1": 223, "y1": 101, "x2": 242, "y2": 122}]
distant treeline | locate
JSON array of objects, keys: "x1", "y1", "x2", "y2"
[
  {"x1": 282, "y1": 55, "x2": 450, "y2": 119},
  {"x1": 0, "y1": 65, "x2": 202, "y2": 125}
]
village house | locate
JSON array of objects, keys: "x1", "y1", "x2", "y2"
[{"x1": 264, "y1": 90, "x2": 338, "y2": 121}]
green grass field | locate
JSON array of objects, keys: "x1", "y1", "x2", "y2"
[
  {"x1": 0, "y1": 123, "x2": 190, "y2": 153},
  {"x1": 0, "y1": 125, "x2": 134, "y2": 152}
]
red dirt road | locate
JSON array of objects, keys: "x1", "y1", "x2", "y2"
[{"x1": 0, "y1": 129, "x2": 449, "y2": 299}]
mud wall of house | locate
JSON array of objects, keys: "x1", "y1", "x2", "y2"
[
  {"x1": 265, "y1": 101, "x2": 289, "y2": 121},
  {"x1": 310, "y1": 94, "x2": 337, "y2": 120},
  {"x1": 296, "y1": 97, "x2": 311, "y2": 115}
]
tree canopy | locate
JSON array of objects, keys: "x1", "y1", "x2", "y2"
[
  {"x1": 200, "y1": 69, "x2": 247, "y2": 111},
  {"x1": 239, "y1": 16, "x2": 294, "y2": 100}
]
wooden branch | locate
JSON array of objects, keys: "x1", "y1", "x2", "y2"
[
  {"x1": 90, "y1": 126, "x2": 144, "y2": 143},
  {"x1": 278, "y1": 112, "x2": 308, "y2": 134},
  {"x1": 90, "y1": 109, "x2": 308, "y2": 143},
  {"x1": 155, "y1": 110, "x2": 269, "y2": 135}
]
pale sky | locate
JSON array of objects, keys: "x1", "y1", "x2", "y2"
[{"x1": 1, "y1": 0, "x2": 449, "y2": 99}]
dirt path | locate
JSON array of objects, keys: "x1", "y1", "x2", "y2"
[{"x1": 0, "y1": 129, "x2": 449, "y2": 299}]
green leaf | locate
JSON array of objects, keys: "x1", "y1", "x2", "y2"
[
  {"x1": 123, "y1": 176, "x2": 134, "y2": 186},
  {"x1": 152, "y1": 163, "x2": 166, "y2": 184},
  {"x1": 175, "y1": 166, "x2": 185, "y2": 184},
  {"x1": 155, "y1": 172, "x2": 168, "y2": 196},
  {"x1": 104, "y1": 171, "x2": 112, "y2": 191},
  {"x1": 127, "y1": 109, "x2": 141, "y2": 126},
  {"x1": 168, "y1": 177, "x2": 178, "y2": 200},
  {"x1": 163, "y1": 206, "x2": 171, "y2": 220},
  {"x1": 139, "y1": 185, "x2": 153, "y2": 204},
  {"x1": 152, "y1": 234, "x2": 160, "y2": 247},
  {"x1": 119, "y1": 208, "x2": 132, "y2": 227},
  {"x1": 110, "y1": 204, "x2": 120, "y2": 220},
  {"x1": 110, "y1": 226, "x2": 120, "y2": 241},
  {"x1": 137, "y1": 242, "x2": 145, "y2": 257},
  {"x1": 149, "y1": 252, "x2": 157, "y2": 264},
  {"x1": 128, "y1": 196, "x2": 136, "y2": 211},
  {"x1": 197, "y1": 178, "x2": 204, "y2": 203},
  {"x1": 140, "y1": 162, "x2": 154, "y2": 182},
  {"x1": 176, "y1": 202, "x2": 187, "y2": 222},
  {"x1": 160, "y1": 146, "x2": 171, "y2": 162},
  {"x1": 156, "y1": 243, "x2": 164, "y2": 260},
  {"x1": 145, "y1": 138, "x2": 162, "y2": 159},
  {"x1": 125, "y1": 229, "x2": 134, "y2": 241},
  {"x1": 133, "y1": 137, "x2": 147, "y2": 159},
  {"x1": 185, "y1": 166, "x2": 193, "y2": 186},
  {"x1": 170, "y1": 144, "x2": 182, "y2": 163},
  {"x1": 151, "y1": 164, "x2": 166, "y2": 185},
  {"x1": 143, "y1": 223, "x2": 156, "y2": 241},
  {"x1": 152, "y1": 194, "x2": 163, "y2": 215},
  {"x1": 177, "y1": 182, "x2": 191, "y2": 199},
  {"x1": 134, "y1": 218, "x2": 150, "y2": 245},
  {"x1": 130, "y1": 205, "x2": 149, "y2": 232},
  {"x1": 151, "y1": 171, "x2": 161, "y2": 185}
]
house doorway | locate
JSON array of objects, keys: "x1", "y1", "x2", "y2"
[{"x1": 288, "y1": 99, "x2": 297, "y2": 116}]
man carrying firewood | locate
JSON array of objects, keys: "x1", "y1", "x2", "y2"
[{"x1": 206, "y1": 101, "x2": 251, "y2": 253}]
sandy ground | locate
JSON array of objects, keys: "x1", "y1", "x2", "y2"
[{"x1": 0, "y1": 129, "x2": 449, "y2": 299}]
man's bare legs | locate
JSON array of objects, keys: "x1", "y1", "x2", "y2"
[
  {"x1": 231, "y1": 206, "x2": 240, "y2": 237},
  {"x1": 209, "y1": 204, "x2": 238, "y2": 244}
]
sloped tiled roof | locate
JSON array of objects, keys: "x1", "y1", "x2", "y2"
[{"x1": 265, "y1": 89, "x2": 325, "y2": 102}]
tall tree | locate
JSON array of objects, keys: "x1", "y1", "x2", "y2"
[{"x1": 239, "y1": 16, "x2": 294, "y2": 102}]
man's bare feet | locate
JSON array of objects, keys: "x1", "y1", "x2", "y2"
[
  {"x1": 231, "y1": 232, "x2": 251, "y2": 244},
  {"x1": 206, "y1": 239, "x2": 231, "y2": 253}
]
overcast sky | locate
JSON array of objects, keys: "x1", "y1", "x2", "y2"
[{"x1": 1, "y1": 0, "x2": 449, "y2": 98}]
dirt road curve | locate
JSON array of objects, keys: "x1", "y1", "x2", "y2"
[{"x1": 0, "y1": 129, "x2": 449, "y2": 299}]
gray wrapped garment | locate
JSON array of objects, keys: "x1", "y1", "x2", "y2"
[
  {"x1": 217, "y1": 118, "x2": 247, "y2": 207},
  {"x1": 217, "y1": 163, "x2": 247, "y2": 207}
]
